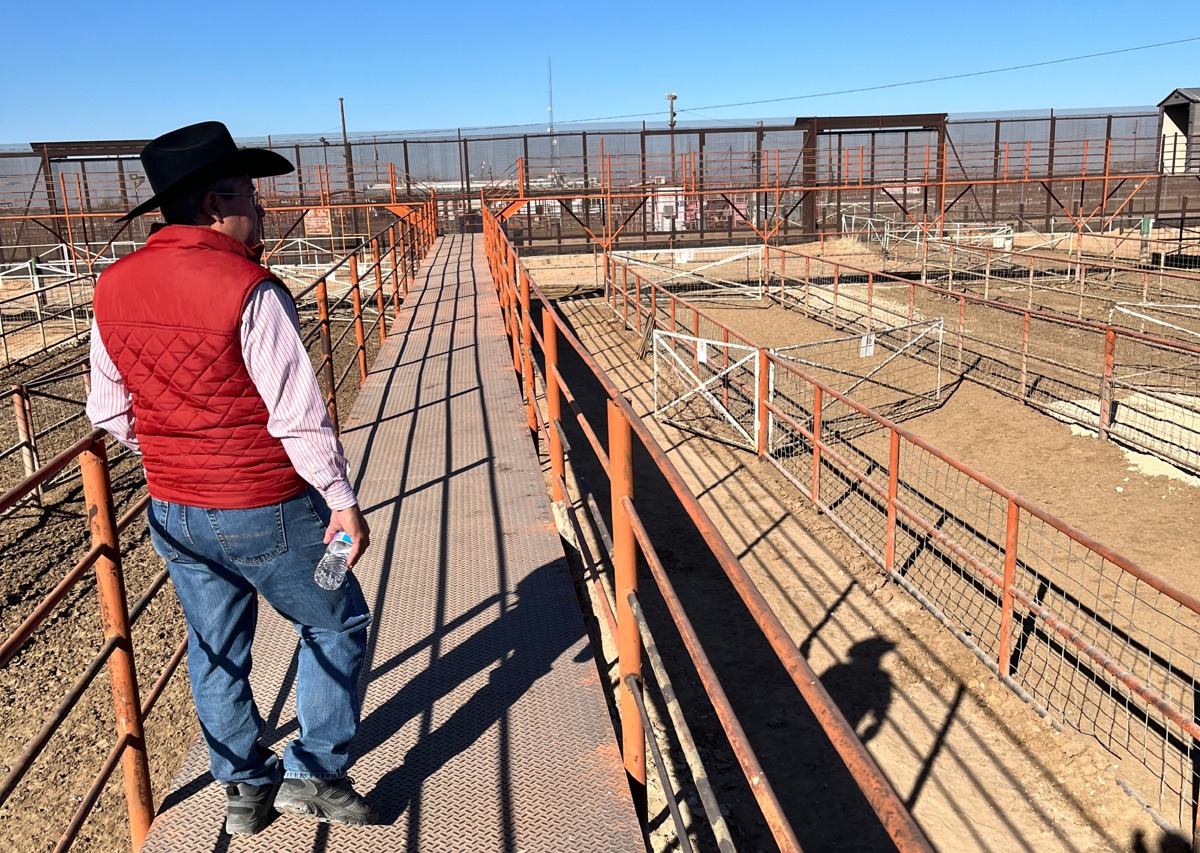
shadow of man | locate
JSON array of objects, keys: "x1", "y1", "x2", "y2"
[
  {"x1": 1131, "y1": 828, "x2": 1192, "y2": 853},
  {"x1": 817, "y1": 638, "x2": 897, "y2": 744},
  {"x1": 355, "y1": 559, "x2": 589, "y2": 828}
]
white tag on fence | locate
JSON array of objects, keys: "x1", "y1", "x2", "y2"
[
  {"x1": 859, "y1": 333, "x2": 875, "y2": 358},
  {"x1": 697, "y1": 341, "x2": 708, "y2": 364}
]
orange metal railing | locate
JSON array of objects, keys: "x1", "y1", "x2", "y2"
[
  {"x1": 482, "y1": 205, "x2": 934, "y2": 852},
  {"x1": 757, "y1": 243, "x2": 1200, "y2": 477},
  {"x1": 606, "y1": 252, "x2": 1200, "y2": 840},
  {"x1": 0, "y1": 198, "x2": 438, "y2": 852}
]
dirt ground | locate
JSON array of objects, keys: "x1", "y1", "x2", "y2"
[
  {"x1": 3, "y1": 244, "x2": 1196, "y2": 851},
  {"x1": 527, "y1": 244, "x2": 1196, "y2": 851}
]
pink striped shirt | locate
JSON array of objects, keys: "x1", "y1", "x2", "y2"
[{"x1": 86, "y1": 281, "x2": 358, "y2": 510}]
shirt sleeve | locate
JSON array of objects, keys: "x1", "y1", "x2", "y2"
[
  {"x1": 241, "y1": 280, "x2": 358, "y2": 510},
  {"x1": 86, "y1": 318, "x2": 141, "y2": 454}
]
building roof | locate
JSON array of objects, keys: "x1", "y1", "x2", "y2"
[{"x1": 1159, "y1": 88, "x2": 1200, "y2": 107}]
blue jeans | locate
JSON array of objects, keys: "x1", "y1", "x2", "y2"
[{"x1": 147, "y1": 487, "x2": 371, "y2": 786}]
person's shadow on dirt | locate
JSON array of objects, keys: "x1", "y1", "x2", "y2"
[
  {"x1": 1130, "y1": 829, "x2": 1191, "y2": 853},
  {"x1": 815, "y1": 638, "x2": 896, "y2": 744},
  {"x1": 355, "y1": 559, "x2": 588, "y2": 826}
]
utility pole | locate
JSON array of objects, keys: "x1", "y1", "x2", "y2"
[
  {"x1": 547, "y1": 55, "x2": 557, "y2": 174},
  {"x1": 665, "y1": 92, "x2": 677, "y2": 183},
  {"x1": 339, "y1": 97, "x2": 357, "y2": 235}
]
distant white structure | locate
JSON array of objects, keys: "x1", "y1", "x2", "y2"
[{"x1": 1159, "y1": 88, "x2": 1200, "y2": 175}]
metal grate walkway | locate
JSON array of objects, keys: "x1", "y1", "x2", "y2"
[{"x1": 141, "y1": 234, "x2": 639, "y2": 852}]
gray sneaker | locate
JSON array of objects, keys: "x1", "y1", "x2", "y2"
[
  {"x1": 225, "y1": 780, "x2": 280, "y2": 835},
  {"x1": 274, "y1": 777, "x2": 379, "y2": 826}
]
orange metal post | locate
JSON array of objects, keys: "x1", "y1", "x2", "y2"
[
  {"x1": 867, "y1": 273, "x2": 874, "y2": 331},
  {"x1": 372, "y1": 239, "x2": 387, "y2": 344},
  {"x1": 885, "y1": 430, "x2": 900, "y2": 572},
  {"x1": 833, "y1": 264, "x2": 840, "y2": 325},
  {"x1": 997, "y1": 499, "x2": 1020, "y2": 676},
  {"x1": 349, "y1": 255, "x2": 368, "y2": 387},
  {"x1": 1098, "y1": 328, "x2": 1117, "y2": 441},
  {"x1": 11, "y1": 384, "x2": 41, "y2": 506},
  {"x1": 80, "y1": 439, "x2": 154, "y2": 851},
  {"x1": 811, "y1": 386, "x2": 823, "y2": 506},
  {"x1": 315, "y1": 278, "x2": 339, "y2": 433},
  {"x1": 622, "y1": 267, "x2": 629, "y2": 328},
  {"x1": 756, "y1": 349, "x2": 769, "y2": 456},
  {"x1": 1020, "y1": 312, "x2": 1030, "y2": 399},
  {"x1": 957, "y1": 296, "x2": 966, "y2": 373},
  {"x1": 634, "y1": 274, "x2": 642, "y2": 336},
  {"x1": 544, "y1": 309, "x2": 564, "y2": 502},
  {"x1": 609, "y1": 400, "x2": 646, "y2": 820},
  {"x1": 397, "y1": 228, "x2": 409, "y2": 302},
  {"x1": 509, "y1": 254, "x2": 521, "y2": 374},
  {"x1": 805, "y1": 255, "x2": 812, "y2": 313},
  {"x1": 520, "y1": 269, "x2": 537, "y2": 435}
]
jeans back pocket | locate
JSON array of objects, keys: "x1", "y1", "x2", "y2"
[{"x1": 207, "y1": 503, "x2": 288, "y2": 566}]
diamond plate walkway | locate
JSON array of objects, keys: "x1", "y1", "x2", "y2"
[{"x1": 141, "y1": 233, "x2": 639, "y2": 852}]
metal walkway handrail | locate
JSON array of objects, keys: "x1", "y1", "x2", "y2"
[{"x1": 482, "y1": 205, "x2": 934, "y2": 852}]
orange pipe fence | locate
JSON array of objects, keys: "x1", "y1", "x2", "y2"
[
  {"x1": 606, "y1": 250, "x2": 1200, "y2": 839},
  {"x1": 0, "y1": 198, "x2": 439, "y2": 852},
  {"x1": 483, "y1": 206, "x2": 934, "y2": 852}
]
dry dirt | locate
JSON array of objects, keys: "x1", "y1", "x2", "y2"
[
  {"x1": 529, "y1": 248, "x2": 1195, "y2": 851},
  {"x1": 3, "y1": 246, "x2": 1196, "y2": 852}
]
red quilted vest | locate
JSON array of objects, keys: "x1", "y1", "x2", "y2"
[{"x1": 93, "y1": 225, "x2": 307, "y2": 509}]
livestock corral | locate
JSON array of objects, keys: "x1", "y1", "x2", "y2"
[
  {"x1": 522, "y1": 230, "x2": 1200, "y2": 850},
  {"x1": 4, "y1": 100, "x2": 1200, "y2": 850}
]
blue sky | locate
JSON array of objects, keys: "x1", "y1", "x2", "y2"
[{"x1": 3, "y1": 0, "x2": 1197, "y2": 144}]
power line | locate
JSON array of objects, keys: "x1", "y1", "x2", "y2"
[{"x1": 561, "y1": 36, "x2": 1200, "y2": 125}]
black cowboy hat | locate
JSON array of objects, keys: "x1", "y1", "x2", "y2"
[{"x1": 119, "y1": 120, "x2": 294, "y2": 221}]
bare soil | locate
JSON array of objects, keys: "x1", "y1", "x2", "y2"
[
  {"x1": 3, "y1": 245, "x2": 1195, "y2": 851},
  {"x1": 528, "y1": 245, "x2": 1194, "y2": 851}
]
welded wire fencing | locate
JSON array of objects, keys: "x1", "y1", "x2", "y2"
[
  {"x1": 759, "y1": 247, "x2": 1200, "y2": 478},
  {"x1": 606, "y1": 253, "x2": 1200, "y2": 838},
  {"x1": 486, "y1": 207, "x2": 936, "y2": 852}
]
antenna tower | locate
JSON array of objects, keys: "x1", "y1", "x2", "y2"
[{"x1": 547, "y1": 55, "x2": 557, "y2": 169}]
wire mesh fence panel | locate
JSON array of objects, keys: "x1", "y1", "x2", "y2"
[
  {"x1": 1, "y1": 272, "x2": 95, "y2": 366},
  {"x1": 767, "y1": 357, "x2": 1200, "y2": 830},
  {"x1": 769, "y1": 245, "x2": 1200, "y2": 477},
  {"x1": 773, "y1": 321, "x2": 944, "y2": 426},
  {"x1": 652, "y1": 331, "x2": 757, "y2": 451},
  {"x1": 613, "y1": 247, "x2": 764, "y2": 301},
  {"x1": 1108, "y1": 333, "x2": 1200, "y2": 472},
  {"x1": 1009, "y1": 509, "x2": 1200, "y2": 829}
]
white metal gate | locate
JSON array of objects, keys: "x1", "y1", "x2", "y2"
[{"x1": 652, "y1": 330, "x2": 759, "y2": 450}]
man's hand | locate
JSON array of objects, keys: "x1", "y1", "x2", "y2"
[{"x1": 326, "y1": 505, "x2": 370, "y2": 568}]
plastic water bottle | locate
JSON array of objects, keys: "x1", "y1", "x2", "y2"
[{"x1": 314, "y1": 532, "x2": 353, "y2": 590}]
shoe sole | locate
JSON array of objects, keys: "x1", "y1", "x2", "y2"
[
  {"x1": 275, "y1": 797, "x2": 378, "y2": 826},
  {"x1": 225, "y1": 814, "x2": 275, "y2": 835}
]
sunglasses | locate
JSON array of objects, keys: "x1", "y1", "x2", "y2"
[{"x1": 215, "y1": 189, "x2": 261, "y2": 206}]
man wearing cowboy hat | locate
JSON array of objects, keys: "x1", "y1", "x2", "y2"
[{"x1": 87, "y1": 121, "x2": 377, "y2": 833}]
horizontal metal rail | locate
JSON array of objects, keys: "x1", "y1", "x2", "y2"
[
  {"x1": 608, "y1": 249, "x2": 1200, "y2": 839},
  {"x1": 484, "y1": 206, "x2": 934, "y2": 851}
]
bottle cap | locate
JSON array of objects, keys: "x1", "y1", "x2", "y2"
[{"x1": 334, "y1": 532, "x2": 353, "y2": 545}]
